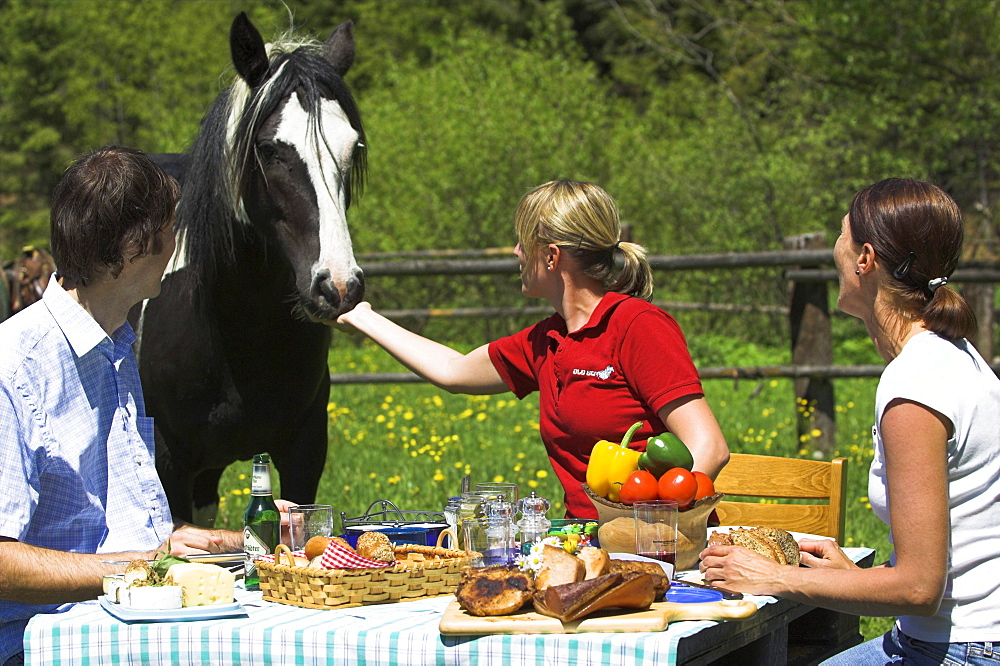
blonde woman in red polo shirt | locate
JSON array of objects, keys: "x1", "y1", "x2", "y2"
[{"x1": 337, "y1": 180, "x2": 729, "y2": 518}]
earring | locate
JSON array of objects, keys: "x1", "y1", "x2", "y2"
[{"x1": 855, "y1": 269, "x2": 860, "y2": 275}]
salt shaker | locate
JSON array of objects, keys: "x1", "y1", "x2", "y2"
[{"x1": 516, "y1": 492, "x2": 551, "y2": 555}]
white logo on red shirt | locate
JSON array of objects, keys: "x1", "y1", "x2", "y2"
[{"x1": 572, "y1": 365, "x2": 615, "y2": 380}]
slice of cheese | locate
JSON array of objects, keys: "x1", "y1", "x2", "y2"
[
  {"x1": 123, "y1": 585, "x2": 183, "y2": 610},
  {"x1": 166, "y1": 563, "x2": 235, "y2": 607}
]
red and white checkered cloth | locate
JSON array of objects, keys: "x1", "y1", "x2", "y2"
[{"x1": 255, "y1": 541, "x2": 393, "y2": 569}]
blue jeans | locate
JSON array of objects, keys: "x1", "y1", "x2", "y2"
[{"x1": 821, "y1": 625, "x2": 1000, "y2": 665}]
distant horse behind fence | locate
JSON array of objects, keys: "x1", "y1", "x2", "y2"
[
  {"x1": 134, "y1": 12, "x2": 367, "y2": 524},
  {"x1": 1, "y1": 246, "x2": 56, "y2": 322}
]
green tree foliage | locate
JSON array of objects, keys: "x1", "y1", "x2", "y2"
[
  {"x1": 0, "y1": 0, "x2": 273, "y2": 253},
  {"x1": 1, "y1": 0, "x2": 995, "y2": 297}
]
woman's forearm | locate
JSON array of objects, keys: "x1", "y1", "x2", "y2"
[
  {"x1": 776, "y1": 560, "x2": 943, "y2": 617},
  {"x1": 339, "y1": 303, "x2": 506, "y2": 393}
]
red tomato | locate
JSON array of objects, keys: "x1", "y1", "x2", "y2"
[
  {"x1": 618, "y1": 469, "x2": 661, "y2": 505},
  {"x1": 692, "y1": 471, "x2": 715, "y2": 501},
  {"x1": 657, "y1": 467, "x2": 697, "y2": 507}
]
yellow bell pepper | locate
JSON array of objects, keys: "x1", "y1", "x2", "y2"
[{"x1": 585, "y1": 421, "x2": 644, "y2": 502}]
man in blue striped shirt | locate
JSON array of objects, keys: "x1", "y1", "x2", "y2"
[{"x1": 0, "y1": 147, "x2": 254, "y2": 665}]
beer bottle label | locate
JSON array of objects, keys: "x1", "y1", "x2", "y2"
[{"x1": 251, "y1": 467, "x2": 272, "y2": 495}]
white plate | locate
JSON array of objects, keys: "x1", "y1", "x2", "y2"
[
  {"x1": 709, "y1": 526, "x2": 834, "y2": 542},
  {"x1": 98, "y1": 595, "x2": 247, "y2": 623}
]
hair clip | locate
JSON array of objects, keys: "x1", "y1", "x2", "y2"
[
  {"x1": 892, "y1": 251, "x2": 916, "y2": 280},
  {"x1": 928, "y1": 277, "x2": 948, "y2": 292}
]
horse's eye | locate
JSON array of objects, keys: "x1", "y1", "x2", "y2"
[{"x1": 257, "y1": 141, "x2": 278, "y2": 162}]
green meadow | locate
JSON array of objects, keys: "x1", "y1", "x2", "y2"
[{"x1": 212, "y1": 337, "x2": 892, "y2": 640}]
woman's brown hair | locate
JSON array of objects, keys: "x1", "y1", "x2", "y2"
[{"x1": 848, "y1": 178, "x2": 977, "y2": 341}]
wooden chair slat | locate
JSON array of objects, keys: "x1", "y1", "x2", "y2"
[{"x1": 713, "y1": 453, "x2": 848, "y2": 543}]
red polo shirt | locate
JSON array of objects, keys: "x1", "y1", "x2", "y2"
[{"x1": 488, "y1": 292, "x2": 704, "y2": 519}]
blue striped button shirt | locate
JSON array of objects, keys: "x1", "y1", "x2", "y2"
[{"x1": 0, "y1": 276, "x2": 174, "y2": 661}]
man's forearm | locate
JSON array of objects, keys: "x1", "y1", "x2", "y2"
[{"x1": 0, "y1": 540, "x2": 154, "y2": 605}]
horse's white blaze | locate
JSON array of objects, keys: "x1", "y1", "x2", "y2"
[{"x1": 275, "y1": 92, "x2": 360, "y2": 288}]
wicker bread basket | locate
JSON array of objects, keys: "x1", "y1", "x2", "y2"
[{"x1": 258, "y1": 541, "x2": 473, "y2": 610}]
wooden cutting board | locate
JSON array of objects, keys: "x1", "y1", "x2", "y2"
[{"x1": 438, "y1": 598, "x2": 757, "y2": 635}]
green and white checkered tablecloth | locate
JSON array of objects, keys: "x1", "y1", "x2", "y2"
[{"x1": 23, "y1": 548, "x2": 872, "y2": 666}]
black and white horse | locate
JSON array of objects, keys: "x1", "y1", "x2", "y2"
[{"x1": 135, "y1": 12, "x2": 366, "y2": 523}]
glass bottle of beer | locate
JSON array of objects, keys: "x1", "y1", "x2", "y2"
[{"x1": 243, "y1": 453, "x2": 279, "y2": 591}]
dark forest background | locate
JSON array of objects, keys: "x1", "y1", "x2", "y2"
[{"x1": 2, "y1": 0, "x2": 997, "y2": 347}]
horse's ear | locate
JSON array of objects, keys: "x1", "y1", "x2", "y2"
[
  {"x1": 230, "y1": 12, "x2": 270, "y2": 89},
  {"x1": 324, "y1": 21, "x2": 355, "y2": 77}
]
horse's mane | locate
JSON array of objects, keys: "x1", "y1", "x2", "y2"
[{"x1": 176, "y1": 31, "x2": 367, "y2": 285}]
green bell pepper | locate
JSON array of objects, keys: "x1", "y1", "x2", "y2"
[{"x1": 638, "y1": 432, "x2": 694, "y2": 477}]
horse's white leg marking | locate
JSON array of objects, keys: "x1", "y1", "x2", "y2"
[{"x1": 274, "y1": 92, "x2": 360, "y2": 286}]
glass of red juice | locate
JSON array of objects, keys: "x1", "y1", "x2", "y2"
[{"x1": 633, "y1": 500, "x2": 679, "y2": 578}]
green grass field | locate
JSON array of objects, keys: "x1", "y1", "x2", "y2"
[{"x1": 211, "y1": 338, "x2": 892, "y2": 640}]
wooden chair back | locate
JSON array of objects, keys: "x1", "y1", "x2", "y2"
[{"x1": 713, "y1": 453, "x2": 848, "y2": 543}]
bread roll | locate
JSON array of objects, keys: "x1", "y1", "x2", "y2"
[
  {"x1": 305, "y1": 535, "x2": 354, "y2": 560},
  {"x1": 355, "y1": 531, "x2": 395, "y2": 563},
  {"x1": 710, "y1": 527, "x2": 800, "y2": 566}
]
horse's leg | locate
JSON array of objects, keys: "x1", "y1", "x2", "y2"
[
  {"x1": 192, "y1": 468, "x2": 224, "y2": 528},
  {"x1": 271, "y1": 392, "x2": 329, "y2": 506}
]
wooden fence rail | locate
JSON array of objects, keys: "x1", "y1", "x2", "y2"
[{"x1": 341, "y1": 240, "x2": 999, "y2": 455}]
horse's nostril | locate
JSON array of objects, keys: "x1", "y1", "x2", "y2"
[{"x1": 311, "y1": 270, "x2": 339, "y2": 307}]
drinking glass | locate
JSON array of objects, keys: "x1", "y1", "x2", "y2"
[
  {"x1": 461, "y1": 517, "x2": 490, "y2": 567},
  {"x1": 288, "y1": 504, "x2": 335, "y2": 552},
  {"x1": 457, "y1": 491, "x2": 502, "y2": 550},
  {"x1": 633, "y1": 500, "x2": 679, "y2": 578},
  {"x1": 474, "y1": 482, "x2": 518, "y2": 506}
]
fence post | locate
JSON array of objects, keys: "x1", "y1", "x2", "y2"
[
  {"x1": 964, "y1": 283, "x2": 996, "y2": 362},
  {"x1": 785, "y1": 233, "x2": 836, "y2": 456}
]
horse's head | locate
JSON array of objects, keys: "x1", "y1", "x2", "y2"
[{"x1": 225, "y1": 12, "x2": 366, "y2": 322}]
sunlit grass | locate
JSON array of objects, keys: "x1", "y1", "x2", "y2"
[{"x1": 212, "y1": 338, "x2": 891, "y2": 639}]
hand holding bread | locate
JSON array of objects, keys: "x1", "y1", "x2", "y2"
[{"x1": 699, "y1": 527, "x2": 806, "y2": 595}]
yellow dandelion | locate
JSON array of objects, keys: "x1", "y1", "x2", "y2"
[
  {"x1": 492, "y1": 475, "x2": 505, "y2": 483},
  {"x1": 432, "y1": 395, "x2": 443, "y2": 408},
  {"x1": 376, "y1": 414, "x2": 385, "y2": 423},
  {"x1": 231, "y1": 489, "x2": 243, "y2": 496},
  {"x1": 238, "y1": 474, "x2": 246, "y2": 481},
  {"x1": 535, "y1": 470, "x2": 548, "y2": 479},
  {"x1": 475, "y1": 412, "x2": 487, "y2": 422},
  {"x1": 769, "y1": 380, "x2": 778, "y2": 387},
  {"x1": 384, "y1": 395, "x2": 394, "y2": 403},
  {"x1": 528, "y1": 480, "x2": 539, "y2": 488},
  {"x1": 454, "y1": 461, "x2": 464, "y2": 469},
  {"x1": 369, "y1": 472, "x2": 377, "y2": 479},
  {"x1": 810, "y1": 428, "x2": 822, "y2": 438},
  {"x1": 243, "y1": 488, "x2": 251, "y2": 495}
]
